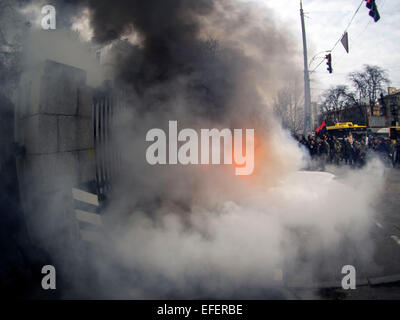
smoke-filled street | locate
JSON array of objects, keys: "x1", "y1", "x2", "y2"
[
  {"x1": 285, "y1": 166, "x2": 400, "y2": 299},
  {"x1": 0, "y1": 0, "x2": 400, "y2": 308},
  {"x1": 363, "y1": 167, "x2": 400, "y2": 278}
]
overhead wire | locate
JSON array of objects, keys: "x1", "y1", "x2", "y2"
[
  {"x1": 330, "y1": 0, "x2": 386, "y2": 67},
  {"x1": 310, "y1": 0, "x2": 365, "y2": 73}
]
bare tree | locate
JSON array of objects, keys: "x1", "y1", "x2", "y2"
[
  {"x1": 273, "y1": 78, "x2": 304, "y2": 134},
  {"x1": 349, "y1": 65, "x2": 390, "y2": 116},
  {"x1": 320, "y1": 65, "x2": 390, "y2": 126},
  {"x1": 320, "y1": 85, "x2": 353, "y2": 124}
]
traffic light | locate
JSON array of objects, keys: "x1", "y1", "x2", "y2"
[
  {"x1": 366, "y1": 0, "x2": 380, "y2": 22},
  {"x1": 325, "y1": 53, "x2": 332, "y2": 74}
]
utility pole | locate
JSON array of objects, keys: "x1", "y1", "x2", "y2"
[{"x1": 300, "y1": 0, "x2": 312, "y2": 136}]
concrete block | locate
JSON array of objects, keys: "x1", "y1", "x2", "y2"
[
  {"x1": 58, "y1": 116, "x2": 77, "y2": 152},
  {"x1": 39, "y1": 60, "x2": 86, "y2": 115},
  {"x1": 17, "y1": 65, "x2": 45, "y2": 117},
  {"x1": 58, "y1": 116, "x2": 93, "y2": 152},
  {"x1": 19, "y1": 114, "x2": 58, "y2": 154},
  {"x1": 77, "y1": 118, "x2": 94, "y2": 150},
  {"x1": 78, "y1": 85, "x2": 93, "y2": 117},
  {"x1": 78, "y1": 149, "x2": 96, "y2": 184}
]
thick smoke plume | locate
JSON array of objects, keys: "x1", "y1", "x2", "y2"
[
  {"x1": 62, "y1": 0, "x2": 385, "y2": 299},
  {"x1": 6, "y1": 0, "x2": 387, "y2": 299},
  {"x1": 91, "y1": 0, "x2": 303, "y2": 219},
  {"x1": 88, "y1": 0, "x2": 297, "y2": 118}
]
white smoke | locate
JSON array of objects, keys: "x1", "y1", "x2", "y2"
[
  {"x1": 12, "y1": 0, "x2": 387, "y2": 299},
  {"x1": 93, "y1": 125, "x2": 385, "y2": 298},
  {"x1": 74, "y1": 0, "x2": 388, "y2": 298}
]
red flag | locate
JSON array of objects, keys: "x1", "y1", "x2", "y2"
[{"x1": 316, "y1": 120, "x2": 326, "y2": 133}]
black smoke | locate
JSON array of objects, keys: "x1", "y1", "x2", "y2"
[
  {"x1": 84, "y1": 0, "x2": 286, "y2": 120},
  {"x1": 89, "y1": 0, "x2": 230, "y2": 120}
]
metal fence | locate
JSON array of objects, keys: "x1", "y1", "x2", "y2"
[
  {"x1": 93, "y1": 93, "x2": 114, "y2": 201},
  {"x1": 93, "y1": 87, "x2": 129, "y2": 202}
]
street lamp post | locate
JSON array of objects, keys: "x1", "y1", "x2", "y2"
[{"x1": 300, "y1": 0, "x2": 312, "y2": 136}]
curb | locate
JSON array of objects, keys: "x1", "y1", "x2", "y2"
[
  {"x1": 367, "y1": 274, "x2": 400, "y2": 286},
  {"x1": 287, "y1": 274, "x2": 400, "y2": 290}
]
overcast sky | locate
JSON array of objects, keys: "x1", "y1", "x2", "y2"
[{"x1": 257, "y1": 0, "x2": 400, "y2": 101}]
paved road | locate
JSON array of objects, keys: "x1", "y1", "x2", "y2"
[
  {"x1": 287, "y1": 166, "x2": 400, "y2": 299},
  {"x1": 370, "y1": 167, "x2": 400, "y2": 277}
]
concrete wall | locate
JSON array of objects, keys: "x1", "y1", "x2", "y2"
[{"x1": 15, "y1": 60, "x2": 96, "y2": 249}]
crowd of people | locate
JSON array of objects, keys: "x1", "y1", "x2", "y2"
[{"x1": 294, "y1": 133, "x2": 400, "y2": 170}]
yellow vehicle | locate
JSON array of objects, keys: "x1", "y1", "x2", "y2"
[
  {"x1": 326, "y1": 122, "x2": 367, "y2": 138},
  {"x1": 390, "y1": 127, "x2": 400, "y2": 167},
  {"x1": 389, "y1": 126, "x2": 400, "y2": 142}
]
